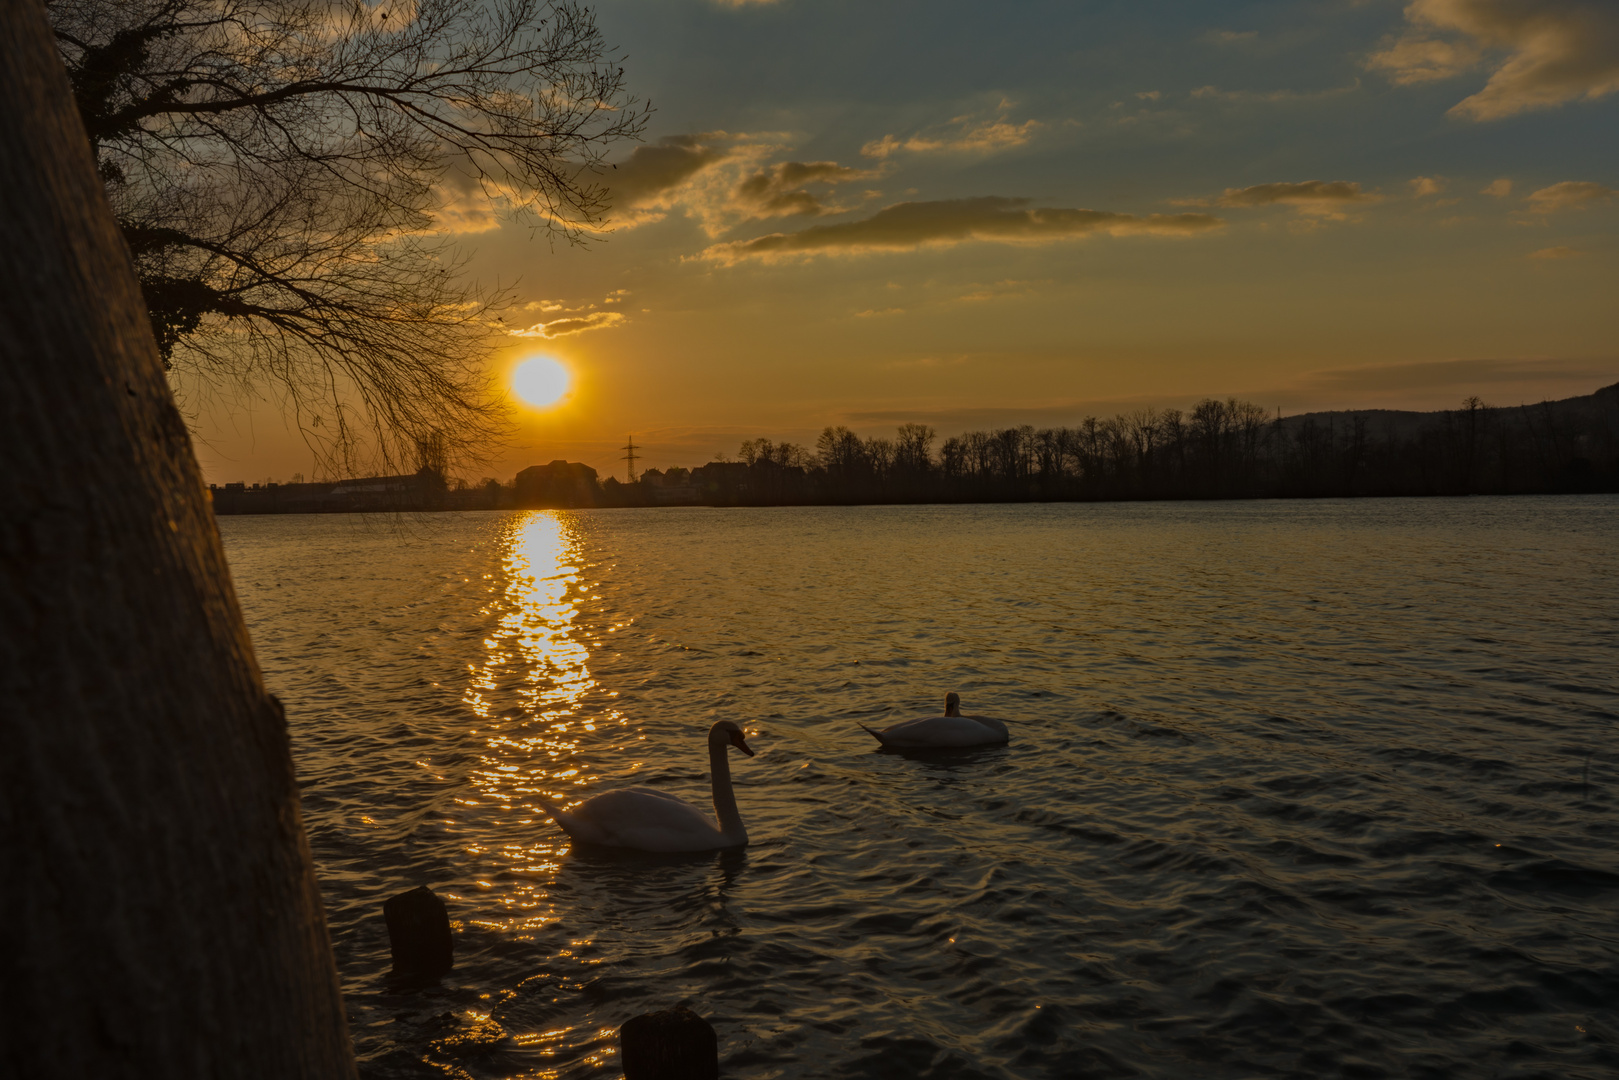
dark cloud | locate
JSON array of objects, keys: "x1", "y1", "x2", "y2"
[
  {"x1": 1217, "y1": 181, "x2": 1372, "y2": 208},
  {"x1": 608, "y1": 134, "x2": 730, "y2": 208},
  {"x1": 733, "y1": 161, "x2": 871, "y2": 218},
  {"x1": 700, "y1": 197, "x2": 1222, "y2": 263}
]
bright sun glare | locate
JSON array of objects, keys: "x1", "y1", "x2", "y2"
[{"x1": 511, "y1": 355, "x2": 571, "y2": 409}]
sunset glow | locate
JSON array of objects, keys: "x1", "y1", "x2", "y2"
[
  {"x1": 187, "y1": 0, "x2": 1618, "y2": 486},
  {"x1": 510, "y1": 356, "x2": 571, "y2": 410}
]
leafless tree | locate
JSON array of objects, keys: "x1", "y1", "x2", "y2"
[
  {"x1": 816, "y1": 425, "x2": 867, "y2": 476},
  {"x1": 739, "y1": 437, "x2": 812, "y2": 470},
  {"x1": 894, "y1": 422, "x2": 936, "y2": 474},
  {"x1": 49, "y1": 0, "x2": 648, "y2": 473},
  {"x1": 864, "y1": 436, "x2": 896, "y2": 476}
]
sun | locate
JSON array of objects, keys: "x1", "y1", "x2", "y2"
[{"x1": 510, "y1": 355, "x2": 572, "y2": 409}]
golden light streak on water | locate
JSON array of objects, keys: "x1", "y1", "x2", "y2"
[{"x1": 460, "y1": 511, "x2": 624, "y2": 938}]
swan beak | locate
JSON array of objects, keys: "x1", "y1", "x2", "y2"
[{"x1": 731, "y1": 731, "x2": 755, "y2": 757}]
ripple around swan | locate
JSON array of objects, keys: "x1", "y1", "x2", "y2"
[{"x1": 218, "y1": 498, "x2": 1619, "y2": 1079}]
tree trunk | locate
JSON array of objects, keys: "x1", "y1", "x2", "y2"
[{"x1": 0, "y1": 0, "x2": 356, "y2": 1074}]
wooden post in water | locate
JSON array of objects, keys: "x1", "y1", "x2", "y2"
[
  {"x1": 620, "y1": 1005, "x2": 720, "y2": 1079},
  {"x1": 0, "y1": 1, "x2": 355, "y2": 1074},
  {"x1": 384, "y1": 886, "x2": 455, "y2": 978}
]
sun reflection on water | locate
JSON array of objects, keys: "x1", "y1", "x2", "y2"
[{"x1": 462, "y1": 511, "x2": 623, "y2": 935}]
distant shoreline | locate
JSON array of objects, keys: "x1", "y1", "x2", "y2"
[
  {"x1": 211, "y1": 383, "x2": 1619, "y2": 515},
  {"x1": 211, "y1": 489, "x2": 1619, "y2": 517}
]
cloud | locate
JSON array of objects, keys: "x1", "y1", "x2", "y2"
[
  {"x1": 1482, "y1": 178, "x2": 1513, "y2": 196},
  {"x1": 1366, "y1": 33, "x2": 1483, "y2": 84},
  {"x1": 953, "y1": 279, "x2": 1035, "y2": 304},
  {"x1": 1410, "y1": 175, "x2": 1447, "y2": 196},
  {"x1": 697, "y1": 197, "x2": 1222, "y2": 264},
  {"x1": 431, "y1": 186, "x2": 501, "y2": 233},
  {"x1": 1207, "y1": 29, "x2": 1259, "y2": 45},
  {"x1": 508, "y1": 295, "x2": 629, "y2": 339},
  {"x1": 1526, "y1": 180, "x2": 1616, "y2": 211},
  {"x1": 510, "y1": 311, "x2": 626, "y2": 338},
  {"x1": 601, "y1": 134, "x2": 878, "y2": 235},
  {"x1": 732, "y1": 161, "x2": 876, "y2": 218},
  {"x1": 1298, "y1": 356, "x2": 1616, "y2": 393},
  {"x1": 1215, "y1": 180, "x2": 1377, "y2": 216},
  {"x1": 428, "y1": 151, "x2": 532, "y2": 233},
  {"x1": 1190, "y1": 82, "x2": 1361, "y2": 103},
  {"x1": 862, "y1": 106, "x2": 1041, "y2": 159},
  {"x1": 605, "y1": 134, "x2": 734, "y2": 224},
  {"x1": 1368, "y1": 0, "x2": 1619, "y2": 120},
  {"x1": 1529, "y1": 246, "x2": 1584, "y2": 259}
]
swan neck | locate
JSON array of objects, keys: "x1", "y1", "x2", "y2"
[{"x1": 709, "y1": 740, "x2": 746, "y2": 843}]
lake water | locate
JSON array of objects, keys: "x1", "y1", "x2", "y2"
[{"x1": 217, "y1": 498, "x2": 1619, "y2": 1080}]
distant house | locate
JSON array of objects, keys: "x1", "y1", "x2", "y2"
[
  {"x1": 514, "y1": 460, "x2": 600, "y2": 508},
  {"x1": 211, "y1": 470, "x2": 444, "y2": 514},
  {"x1": 637, "y1": 465, "x2": 700, "y2": 505},
  {"x1": 329, "y1": 478, "x2": 408, "y2": 497}
]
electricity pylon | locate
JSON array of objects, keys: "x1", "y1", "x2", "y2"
[{"x1": 622, "y1": 435, "x2": 639, "y2": 483}]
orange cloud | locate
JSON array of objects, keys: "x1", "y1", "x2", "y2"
[
  {"x1": 1526, "y1": 180, "x2": 1616, "y2": 212},
  {"x1": 1369, "y1": 0, "x2": 1619, "y2": 120},
  {"x1": 510, "y1": 311, "x2": 627, "y2": 338},
  {"x1": 698, "y1": 197, "x2": 1222, "y2": 264},
  {"x1": 1367, "y1": 33, "x2": 1482, "y2": 85},
  {"x1": 862, "y1": 106, "x2": 1041, "y2": 159}
]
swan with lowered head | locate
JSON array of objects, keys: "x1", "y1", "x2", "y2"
[
  {"x1": 537, "y1": 720, "x2": 755, "y2": 852},
  {"x1": 860, "y1": 692, "x2": 1009, "y2": 749}
]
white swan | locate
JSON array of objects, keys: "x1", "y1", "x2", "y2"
[
  {"x1": 537, "y1": 720, "x2": 755, "y2": 852},
  {"x1": 860, "y1": 692, "x2": 1010, "y2": 749}
]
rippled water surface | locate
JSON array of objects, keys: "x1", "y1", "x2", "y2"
[{"x1": 218, "y1": 499, "x2": 1619, "y2": 1079}]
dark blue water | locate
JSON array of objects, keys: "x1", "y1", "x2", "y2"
[{"x1": 218, "y1": 497, "x2": 1619, "y2": 1079}]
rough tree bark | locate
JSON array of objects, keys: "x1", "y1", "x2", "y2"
[{"x1": 0, "y1": 0, "x2": 355, "y2": 1074}]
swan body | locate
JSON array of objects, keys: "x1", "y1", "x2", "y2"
[
  {"x1": 861, "y1": 692, "x2": 1009, "y2": 749},
  {"x1": 539, "y1": 720, "x2": 754, "y2": 852}
]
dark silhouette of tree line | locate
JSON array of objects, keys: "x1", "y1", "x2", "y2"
[
  {"x1": 601, "y1": 385, "x2": 1619, "y2": 507},
  {"x1": 207, "y1": 384, "x2": 1619, "y2": 513}
]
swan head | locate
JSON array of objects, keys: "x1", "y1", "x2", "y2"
[
  {"x1": 709, "y1": 719, "x2": 755, "y2": 757},
  {"x1": 944, "y1": 692, "x2": 961, "y2": 716}
]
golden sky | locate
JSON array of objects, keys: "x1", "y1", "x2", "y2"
[{"x1": 190, "y1": 0, "x2": 1619, "y2": 485}]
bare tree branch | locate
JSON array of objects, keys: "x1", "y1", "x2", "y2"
[{"x1": 49, "y1": 0, "x2": 648, "y2": 475}]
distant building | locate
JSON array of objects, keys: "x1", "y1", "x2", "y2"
[
  {"x1": 211, "y1": 469, "x2": 449, "y2": 514},
  {"x1": 513, "y1": 460, "x2": 600, "y2": 508}
]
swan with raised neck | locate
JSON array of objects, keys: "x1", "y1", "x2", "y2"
[
  {"x1": 860, "y1": 692, "x2": 1010, "y2": 748},
  {"x1": 538, "y1": 720, "x2": 755, "y2": 852}
]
